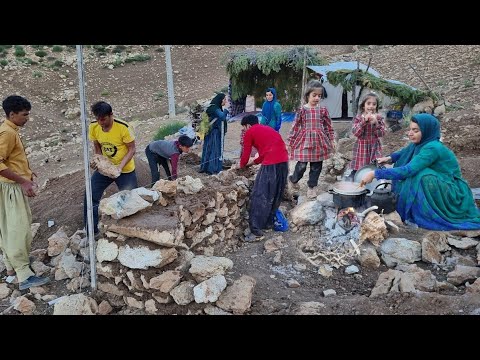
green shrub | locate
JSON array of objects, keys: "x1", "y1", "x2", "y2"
[
  {"x1": 35, "y1": 50, "x2": 47, "y2": 57},
  {"x1": 52, "y1": 45, "x2": 63, "y2": 52},
  {"x1": 125, "y1": 54, "x2": 151, "y2": 63},
  {"x1": 14, "y1": 45, "x2": 25, "y2": 57},
  {"x1": 0, "y1": 59, "x2": 8, "y2": 66},
  {"x1": 464, "y1": 79, "x2": 474, "y2": 88},
  {"x1": 32, "y1": 70, "x2": 43, "y2": 78},
  {"x1": 154, "y1": 91, "x2": 164, "y2": 101},
  {"x1": 101, "y1": 89, "x2": 110, "y2": 96},
  {"x1": 20, "y1": 58, "x2": 37, "y2": 65},
  {"x1": 153, "y1": 121, "x2": 186, "y2": 140}
]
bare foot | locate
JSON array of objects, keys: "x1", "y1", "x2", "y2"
[{"x1": 6, "y1": 270, "x2": 16, "y2": 276}]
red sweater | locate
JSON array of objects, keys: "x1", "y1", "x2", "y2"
[{"x1": 240, "y1": 124, "x2": 288, "y2": 167}]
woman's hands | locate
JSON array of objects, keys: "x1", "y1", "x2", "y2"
[
  {"x1": 359, "y1": 170, "x2": 375, "y2": 188},
  {"x1": 376, "y1": 156, "x2": 391, "y2": 165}
]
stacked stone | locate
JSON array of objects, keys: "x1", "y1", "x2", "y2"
[{"x1": 91, "y1": 170, "x2": 256, "y2": 313}]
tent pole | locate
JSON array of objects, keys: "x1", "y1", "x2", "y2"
[
  {"x1": 76, "y1": 45, "x2": 97, "y2": 290},
  {"x1": 356, "y1": 55, "x2": 372, "y2": 108},
  {"x1": 165, "y1": 45, "x2": 176, "y2": 117},
  {"x1": 300, "y1": 45, "x2": 307, "y2": 105}
]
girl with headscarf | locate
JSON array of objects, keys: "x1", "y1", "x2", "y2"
[
  {"x1": 360, "y1": 113, "x2": 480, "y2": 230},
  {"x1": 260, "y1": 87, "x2": 282, "y2": 131},
  {"x1": 199, "y1": 93, "x2": 229, "y2": 174}
]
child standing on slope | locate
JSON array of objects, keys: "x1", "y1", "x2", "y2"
[
  {"x1": 287, "y1": 80, "x2": 335, "y2": 199},
  {"x1": 348, "y1": 92, "x2": 386, "y2": 180}
]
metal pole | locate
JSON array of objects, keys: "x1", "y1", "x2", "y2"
[
  {"x1": 76, "y1": 45, "x2": 97, "y2": 290},
  {"x1": 165, "y1": 45, "x2": 176, "y2": 116}
]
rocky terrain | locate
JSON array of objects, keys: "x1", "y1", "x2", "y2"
[{"x1": 1, "y1": 45, "x2": 480, "y2": 315}]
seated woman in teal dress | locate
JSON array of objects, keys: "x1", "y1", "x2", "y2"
[{"x1": 360, "y1": 113, "x2": 480, "y2": 230}]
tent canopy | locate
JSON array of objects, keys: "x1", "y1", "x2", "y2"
[{"x1": 306, "y1": 62, "x2": 419, "y2": 118}]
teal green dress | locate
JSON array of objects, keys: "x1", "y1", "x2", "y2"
[{"x1": 375, "y1": 114, "x2": 480, "y2": 230}]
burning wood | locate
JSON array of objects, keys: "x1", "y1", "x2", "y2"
[{"x1": 337, "y1": 207, "x2": 360, "y2": 231}]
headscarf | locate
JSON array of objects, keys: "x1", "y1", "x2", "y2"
[
  {"x1": 394, "y1": 113, "x2": 441, "y2": 168},
  {"x1": 206, "y1": 93, "x2": 226, "y2": 118},
  {"x1": 261, "y1": 87, "x2": 278, "y2": 126}
]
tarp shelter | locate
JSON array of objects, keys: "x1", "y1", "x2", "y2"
[{"x1": 307, "y1": 62, "x2": 415, "y2": 119}]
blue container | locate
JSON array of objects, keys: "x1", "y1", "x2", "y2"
[{"x1": 387, "y1": 110, "x2": 403, "y2": 120}]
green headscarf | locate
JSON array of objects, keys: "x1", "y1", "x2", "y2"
[{"x1": 394, "y1": 113, "x2": 441, "y2": 168}]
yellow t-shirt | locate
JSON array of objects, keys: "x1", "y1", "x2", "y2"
[
  {"x1": 0, "y1": 119, "x2": 33, "y2": 183},
  {"x1": 88, "y1": 118, "x2": 135, "y2": 173}
]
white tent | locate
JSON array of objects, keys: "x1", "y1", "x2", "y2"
[{"x1": 307, "y1": 62, "x2": 414, "y2": 119}]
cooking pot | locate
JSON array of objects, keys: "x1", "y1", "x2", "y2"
[
  {"x1": 328, "y1": 181, "x2": 370, "y2": 209},
  {"x1": 353, "y1": 160, "x2": 391, "y2": 192},
  {"x1": 370, "y1": 182, "x2": 397, "y2": 214}
]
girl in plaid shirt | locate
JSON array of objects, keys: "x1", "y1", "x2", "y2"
[
  {"x1": 348, "y1": 92, "x2": 386, "y2": 180},
  {"x1": 288, "y1": 80, "x2": 335, "y2": 197}
]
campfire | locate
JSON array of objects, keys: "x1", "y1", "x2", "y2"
[{"x1": 336, "y1": 207, "x2": 360, "y2": 231}]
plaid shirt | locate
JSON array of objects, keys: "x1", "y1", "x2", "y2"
[
  {"x1": 350, "y1": 114, "x2": 386, "y2": 170},
  {"x1": 287, "y1": 106, "x2": 335, "y2": 162}
]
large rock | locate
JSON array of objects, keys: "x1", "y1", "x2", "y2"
[
  {"x1": 132, "y1": 187, "x2": 160, "y2": 203},
  {"x1": 421, "y1": 235, "x2": 444, "y2": 264},
  {"x1": 170, "y1": 280, "x2": 196, "y2": 305},
  {"x1": 189, "y1": 255, "x2": 234, "y2": 282},
  {"x1": 290, "y1": 200, "x2": 324, "y2": 226},
  {"x1": 447, "y1": 236, "x2": 479, "y2": 250},
  {"x1": 357, "y1": 244, "x2": 381, "y2": 268},
  {"x1": 152, "y1": 179, "x2": 177, "y2": 196},
  {"x1": 193, "y1": 275, "x2": 227, "y2": 303},
  {"x1": 99, "y1": 190, "x2": 152, "y2": 220},
  {"x1": 0, "y1": 283, "x2": 11, "y2": 300},
  {"x1": 47, "y1": 227, "x2": 70, "y2": 257},
  {"x1": 96, "y1": 239, "x2": 119, "y2": 263},
  {"x1": 216, "y1": 275, "x2": 256, "y2": 314},
  {"x1": 101, "y1": 206, "x2": 183, "y2": 248},
  {"x1": 91, "y1": 154, "x2": 120, "y2": 178},
  {"x1": 446, "y1": 265, "x2": 480, "y2": 285},
  {"x1": 149, "y1": 270, "x2": 182, "y2": 293},
  {"x1": 379, "y1": 238, "x2": 422, "y2": 267},
  {"x1": 177, "y1": 175, "x2": 204, "y2": 194},
  {"x1": 117, "y1": 244, "x2": 178, "y2": 270},
  {"x1": 53, "y1": 294, "x2": 98, "y2": 315}
]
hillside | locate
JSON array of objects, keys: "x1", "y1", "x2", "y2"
[{"x1": 1, "y1": 44, "x2": 480, "y2": 315}]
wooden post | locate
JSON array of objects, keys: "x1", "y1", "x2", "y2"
[
  {"x1": 301, "y1": 45, "x2": 307, "y2": 105},
  {"x1": 356, "y1": 55, "x2": 372, "y2": 108},
  {"x1": 408, "y1": 64, "x2": 433, "y2": 92}
]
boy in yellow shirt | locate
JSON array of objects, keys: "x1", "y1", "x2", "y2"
[{"x1": 84, "y1": 101, "x2": 138, "y2": 235}]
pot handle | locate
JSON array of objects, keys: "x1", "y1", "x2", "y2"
[
  {"x1": 328, "y1": 189, "x2": 335, "y2": 194},
  {"x1": 375, "y1": 182, "x2": 391, "y2": 190}
]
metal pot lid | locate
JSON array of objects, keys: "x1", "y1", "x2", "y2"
[
  {"x1": 332, "y1": 181, "x2": 369, "y2": 196},
  {"x1": 353, "y1": 164, "x2": 391, "y2": 192}
]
